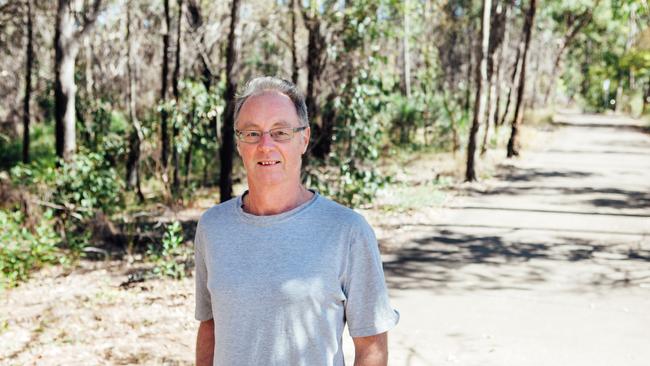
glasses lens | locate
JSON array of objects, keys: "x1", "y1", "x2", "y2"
[
  {"x1": 270, "y1": 128, "x2": 292, "y2": 141},
  {"x1": 239, "y1": 130, "x2": 261, "y2": 143}
]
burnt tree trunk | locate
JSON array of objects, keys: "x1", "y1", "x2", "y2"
[
  {"x1": 302, "y1": 8, "x2": 327, "y2": 160},
  {"x1": 219, "y1": 0, "x2": 240, "y2": 202},
  {"x1": 161, "y1": 0, "x2": 171, "y2": 174},
  {"x1": 54, "y1": 0, "x2": 101, "y2": 162},
  {"x1": 290, "y1": 0, "x2": 299, "y2": 84},
  {"x1": 171, "y1": 0, "x2": 183, "y2": 196},
  {"x1": 507, "y1": 0, "x2": 536, "y2": 158},
  {"x1": 22, "y1": 0, "x2": 34, "y2": 164},
  {"x1": 465, "y1": 0, "x2": 492, "y2": 182}
]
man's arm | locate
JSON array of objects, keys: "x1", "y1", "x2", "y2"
[
  {"x1": 196, "y1": 319, "x2": 215, "y2": 366},
  {"x1": 352, "y1": 332, "x2": 388, "y2": 366}
]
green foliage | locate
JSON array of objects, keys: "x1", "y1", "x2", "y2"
[
  {"x1": 146, "y1": 221, "x2": 190, "y2": 279},
  {"x1": 11, "y1": 151, "x2": 124, "y2": 253},
  {"x1": 158, "y1": 79, "x2": 224, "y2": 187},
  {"x1": 315, "y1": 67, "x2": 391, "y2": 207},
  {"x1": 0, "y1": 122, "x2": 57, "y2": 171},
  {"x1": 0, "y1": 209, "x2": 61, "y2": 289}
]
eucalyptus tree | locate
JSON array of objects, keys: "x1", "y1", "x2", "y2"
[{"x1": 53, "y1": 0, "x2": 103, "y2": 161}]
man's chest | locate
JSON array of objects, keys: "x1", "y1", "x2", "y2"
[{"x1": 203, "y1": 231, "x2": 347, "y2": 309}]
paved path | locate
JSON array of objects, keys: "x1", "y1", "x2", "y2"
[{"x1": 351, "y1": 112, "x2": 650, "y2": 365}]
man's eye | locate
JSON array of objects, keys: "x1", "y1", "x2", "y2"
[
  {"x1": 245, "y1": 131, "x2": 262, "y2": 138},
  {"x1": 271, "y1": 129, "x2": 291, "y2": 138}
]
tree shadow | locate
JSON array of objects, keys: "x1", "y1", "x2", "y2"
[
  {"x1": 464, "y1": 184, "x2": 650, "y2": 212},
  {"x1": 493, "y1": 166, "x2": 595, "y2": 182},
  {"x1": 383, "y1": 226, "x2": 650, "y2": 292}
]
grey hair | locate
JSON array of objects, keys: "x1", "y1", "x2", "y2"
[{"x1": 233, "y1": 76, "x2": 309, "y2": 128}]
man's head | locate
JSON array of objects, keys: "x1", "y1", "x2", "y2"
[
  {"x1": 234, "y1": 76, "x2": 309, "y2": 129},
  {"x1": 234, "y1": 77, "x2": 310, "y2": 190}
]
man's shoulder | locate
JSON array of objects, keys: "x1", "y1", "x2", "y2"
[
  {"x1": 197, "y1": 196, "x2": 239, "y2": 227},
  {"x1": 312, "y1": 194, "x2": 370, "y2": 229}
]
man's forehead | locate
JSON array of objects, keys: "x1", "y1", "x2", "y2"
[
  {"x1": 237, "y1": 91, "x2": 300, "y2": 128},
  {"x1": 238, "y1": 119, "x2": 292, "y2": 129}
]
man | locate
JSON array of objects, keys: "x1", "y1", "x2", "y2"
[{"x1": 194, "y1": 76, "x2": 399, "y2": 366}]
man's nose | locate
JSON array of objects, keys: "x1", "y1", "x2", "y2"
[{"x1": 257, "y1": 132, "x2": 275, "y2": 150}]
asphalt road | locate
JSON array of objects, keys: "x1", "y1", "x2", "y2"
[{"x1": 351, "y1": 112, "x2": 650, "y2": 366}]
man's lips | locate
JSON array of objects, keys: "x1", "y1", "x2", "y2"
[{"x1": 257, "y1": 160, "x2": 281, "y2": 166}]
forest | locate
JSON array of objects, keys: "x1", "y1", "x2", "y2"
[{"x1": 1, "y1": 0, "x2": 649, "y2": 288}]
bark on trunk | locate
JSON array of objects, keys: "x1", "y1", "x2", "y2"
[
  {"x1": 161, "y1": 0, "x2": 171, "y2": 172},
  {"x1": 125, "y1": 0, "x2": 144, "y2": 202},
  {"x1": 507, "y1": 0, "x2": 536, "y2": 158},
  {"x1": 171, "y1": 0, "x2": 183, "y2": 196},
  {"x1": 54, "y1": 1, "x2": 78, "y2": 161},
  {"x1": 499, "y1": 41, "x2": 521, "y2": 126},
  {"x1": 465, "y1": 0, "x2": 492, "y2": 182},
  {"x1": 219, "y1": 0, "x2": 240, "y2": 203},
  {"x1": 302, "y1": 7, "x2": 327, "y2": 160},
  {"x1": 22, "y1": 0, "x2": 34, "y2": 164},
  {"x1": 290, "y1": 0, "x2": 299, "y2": 84},
  {"x1": 54, "y1": 0, "x2": 101, "y2": 162},
  {"x1": 402, "y1": 0, "x2": 411, "y2": 98},
  {"x1": 481, "y1": 0, "x2": 507, "y2": 156}
]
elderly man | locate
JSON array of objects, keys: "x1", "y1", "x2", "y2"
[{"x1": 194, "y1": 76, "x2": 399, "y2": 366}]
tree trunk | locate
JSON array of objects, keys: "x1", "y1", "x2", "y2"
[
  {"x1": 303, "y1": 8, "x2": 327, "y2": 160},
  {"x1": 171, "y1": 0, "x2": 183, "y2": 196},
  {"x1": 22, "y1": 0, "x2": 34, "y2": 164},
  {"x1": 54, "y1": 0, "x2": 78, "y2": 162},
  {"x1": 481, "y1": 0, "x2": 507, "y2": 156},
  {"x1": 289, "y1": 0, "x2": 299, "y2": 84},
  {"x1": 401, "y1": 0, "x2": 411, "y2": 98},
  {"x1": 465, "y1": 0, "x2": 492, "y2": 182},
  {"x1": 125, "y1": 0, "x2": 144, "y2": 202},
  {"x1": 54, "y1": 0, "x2": 101, "y2": 162},
  {"x1": 507, "y1": 0, "x2": 536, "y2": 158},
  {"x1": 219, "y1": 0, "x2": 240, "y2": 203},
  {"x1": 161, "y1": 0, "x2": 171, "y2": 174},
  {"x1": 184, "y1": 108, "x2": 197, "y2": 188},
  {"x1": 464, "y1": 24, "x2": 475, "y2": 118},
  {"x1": 186, "y1": 0, "x2": 213, "y2": 91},
  {"x1": 499, "y1": 40, "x2": 521, "y2": 126},
  {"x1": 441, "y1": 86, "x2": 460, "y2": 154},
  {"x1": 492, "y1": 1, "x2": 511, "y2": 128},
  {"x1": 643, "y1": 81, "x2": 649, "y2": 115}
]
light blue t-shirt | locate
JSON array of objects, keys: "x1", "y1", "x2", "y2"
[{"x1": 194, "y1": 191, "x2": 399, "y2": 366}]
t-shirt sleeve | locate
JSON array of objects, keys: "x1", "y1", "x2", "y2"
[
  {"x1": 194, "y1": 220, "x2": 213, "y2": 321},
  {"x1": 342, "y1": 217, "x2": 400, "y2": 338}
]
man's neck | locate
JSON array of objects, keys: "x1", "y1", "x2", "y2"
[{"x1": 243, "y1": 183, "x2": 313, "y2": 216}]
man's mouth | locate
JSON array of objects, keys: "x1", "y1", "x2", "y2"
[{"x1": 257, "y1": 160, "x2": 280, "y2": 166}]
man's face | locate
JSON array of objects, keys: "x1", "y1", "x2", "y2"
[{"x1": 235, "y1": 91, "x2": 310, "y2": 189}]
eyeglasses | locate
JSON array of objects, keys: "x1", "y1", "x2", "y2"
[{"x1": 235, "y1": 126, "x2": 308, "y2": 144}]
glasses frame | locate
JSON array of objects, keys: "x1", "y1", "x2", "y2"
[{"x1": 235, "y1": 126, "x2": 308, "y2": 144}]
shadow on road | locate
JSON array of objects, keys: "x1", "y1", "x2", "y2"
[{"x1": 384, "y1": 227, "x2": 650, "y2": 292}]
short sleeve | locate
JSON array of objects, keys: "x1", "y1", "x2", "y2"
[
  {"x1": 342, "y1": 218, "x2": 399, "y2": 338},
  {"x1": 194, "y1": 220, "x2": 213, "y2": 321}
]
